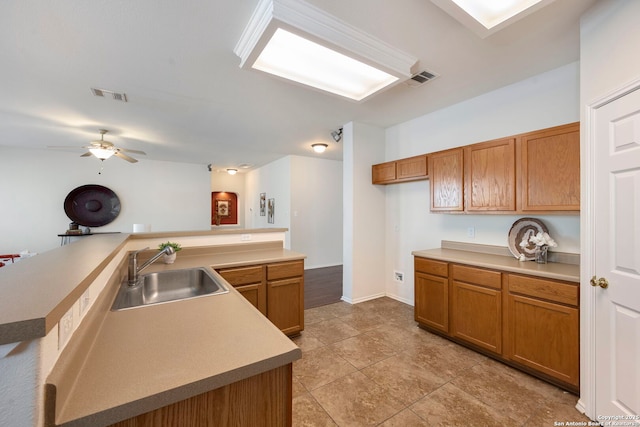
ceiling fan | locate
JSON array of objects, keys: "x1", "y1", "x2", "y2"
[{"x1": 50, "y1": 129, "x2": 146, "y2": 163}]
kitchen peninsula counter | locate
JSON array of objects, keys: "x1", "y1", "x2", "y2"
[{"x1": 45, "y1": 239, "x2": 304, "y2": 426}]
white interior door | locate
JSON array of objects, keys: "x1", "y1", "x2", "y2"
[{"x1": 594, "y1": 85, "x2": 640, "y2": 421}]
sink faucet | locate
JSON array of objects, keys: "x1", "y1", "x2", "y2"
[{"x1": 128, "y1": 246, "x2": 175, "y2": 286}]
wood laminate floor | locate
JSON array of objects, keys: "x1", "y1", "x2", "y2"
[
  {"x1": 291, "y1": 297, "x2": 589, "y2": 427},
  {"x1": 304, "y1": 265, "x2": 343, "y2": 309}
]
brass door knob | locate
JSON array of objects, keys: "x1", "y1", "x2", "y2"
[{"x1": 590, "y1": 276, "x2": 609, "y2": 289}]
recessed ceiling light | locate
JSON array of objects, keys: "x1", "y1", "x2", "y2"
[
  {"x1": 431, "y1": 0, "x2": 555, "y2": 38},
  {"x1": 234, "y1": 0, "x2": 417, "y2": 101}
]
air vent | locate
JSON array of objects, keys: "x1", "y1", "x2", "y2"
[
  {"x1": 407, "y1": 70, "x2": 438, "y2": 87},
  {"x1": 90, "y1": 87, "x2": 128, "y2": 102}
]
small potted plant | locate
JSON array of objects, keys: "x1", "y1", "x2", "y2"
[{"x1": 158, "y1": 241, "x2": 182, "y2": 264}]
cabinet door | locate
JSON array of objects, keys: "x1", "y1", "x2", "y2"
[
  {"x1": 235, "y1": 284, "x2": 267, "y2": 316},
  {"x1": 397, "y1": 155, "x2": 428, "y2": 181},
  {"x1": 372, "y1": 161, "x2": 396, "y2": 184},
  {"x1": 505, "y1": 293, "x2": 579, "y2": 388},
  {"x1": 429, "y1": 148, "x2": 464, "y2": 211},
  {"x1": 450, "y1": 281, "x2": 502, "y2": 354},
  {"x1": 465, "y1": 138, "x2": 516, "y2": 211},
  {"x1": 519, "y1": 122, "x2": 580, "y2": 211},
  {"x1": 267, "y1": 277, "x2": 304, "y2": 336},
  {"x1": 415, "y1": 272, "x2": 449, "y2": 333},
  {"x1": 217, "y1": 266, "x2": 266, "y2": 315}
]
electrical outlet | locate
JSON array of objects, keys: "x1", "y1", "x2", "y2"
[
  {"x1": 467, "y1": 227, "x2": 475, "y2": 238},
  {"x1": 241, "y1": 234, "x2": 251, "y2": 241},
  {"x1": 394, "y1": 271, "x2": 404, "y2": 283},
  {"x1": 58, "y1": 308, "x2": 74, "y2": 350},
  {"x1": 80, "y1": 288, "x2": 91, "y2": 315}
]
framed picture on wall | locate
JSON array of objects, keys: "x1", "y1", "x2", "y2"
[
  {"x1": 260, "y1": 193, "x2": 266, "y2": 216},
  {"x1": 267, "y1": 198, "x2": 275, "y2": 224},
  {"x1": 216, "y1": 200, "x2": 230, "y2": 217}
]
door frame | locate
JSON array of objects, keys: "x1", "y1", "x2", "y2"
[{"x1": 579, "y1": 77, "x2": 640, "y2": 419}]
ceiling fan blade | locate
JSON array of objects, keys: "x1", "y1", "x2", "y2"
[
  {"x1": 114, "y1": 151, "x2": 138, "y2": 163},
  {"x1": 118, "y1": 147, "x2": 146, "y2": 155},
  {"x1": 80, "y1": 152, "x2": 92, "y2": 157}
]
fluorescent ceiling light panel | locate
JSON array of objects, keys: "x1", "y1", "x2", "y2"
[
  {"x1": 234, "y1": 0, "x2": 417, "y2": 101},
  {"x1": 253, "y1": 29, "x2": 398, "y2": 101},
  {"x1": 431, "y1": 0, "x2": 555, "y2": 38}
]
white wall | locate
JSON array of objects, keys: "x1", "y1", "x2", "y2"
[
  {"x1": 290, "y1": 156, "x2": 343, "y2": 269},
  {"x1": 343, "y1": 122, "x2": 387, "y2": 303},
  {"x1": 0, "y1": 147, "x2": 211, "y2": 254},
  {"x1": 245, "y1": 155, "x2": 344, "y2": 269},
  {"x1": 245, "y1": 157, "x2": 293, "y2": 248},
  {"x1": 211, "y1": 169, "x2": 246, "y2": 228},
  {"x1": 383, "y1": 62, "x2": 581, "y2": 304}
]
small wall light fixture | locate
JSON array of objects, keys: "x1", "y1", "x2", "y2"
[
  {"x1": 312, "y1": 143, "x2": 328, "y2": 153},
  {"x1": 227, "y1": 168, "x2": 238, "y2": 175},
  {"x1": 331, "y1": 128, "x2": 343, "y2": 142}
]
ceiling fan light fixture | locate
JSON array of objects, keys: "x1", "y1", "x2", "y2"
[
  {"x1": 89, "y1": 147, "x2": 115, "y2": 160},
  {"x1": 234, "y1": 0, "x2": 417, "y2": 102},
  {"x1": 312, "y1": 143, "x2": 328, "y2": 153}
]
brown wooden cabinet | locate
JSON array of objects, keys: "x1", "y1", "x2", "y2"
[
  {"x1": 414, "y1": 255, "x2": 579, "y2": 392},
  {"x1": 374, "y1": 122, "x2": 580, "y2": 214},
  {"x1": 450, "y1": 264, "x2": 502, "y2": 354},
  {"x1": 464, "y1": 138, "x2": 516, "y2": 211},
  {"x1": 216, "y1": 265, "x2": 267, "y2": 315},
  {"x1": 504, "y1": 274, "x2": 579, "y2": 388},
  {"x1": 217, "y1": 260, "x2": 304, "y2": 336},
  {"x1": 267, "y1": 261, "x2": 305, "y2": 336},
  {"x1": 519, "y1": 122, "x2": 580, "y2": 211},
  {"x1": 372, "y1": 161, "x2": 396, "y2": 184},
  {"x1": 108, "y1": 364, "x2": 293, "y2": 427},
  {"x1": 414, "y1": 257, "x2": 449, "y2": 333},
  {"x1": 372, "y1": 155, "x2": 428, "y2": 185},
  {"x1": 429, "y1": 148, "x2": 464, "y2": 211}
]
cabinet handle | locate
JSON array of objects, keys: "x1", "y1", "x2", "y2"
[{"x1": 590, "y1": 275, "x2": 609, "y2": 289}]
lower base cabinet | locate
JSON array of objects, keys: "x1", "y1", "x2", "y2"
[
  {"x1": 414, "y1": 256, "x2": 579, "y2": 392},
  {"x1": 217, "y1": 260, "x2": 304, "y2": 336},
  {"x1": 107, "y1": 364, "x2": 293, "y2": 427}
]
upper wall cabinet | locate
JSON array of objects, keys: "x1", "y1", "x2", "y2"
[
  {"x1": 519, "y1": 123, "x2": 580, "y2": 212},
  {"x1": 372, "y1": 161, "x2": 396, "y2": 184},
  {"x1": 372, "y1": 155, "x2": 428, "y2": 185},
  {"x1": 371, "y1": 122, "x2": 580, "y2": 214},
  {"x1": 465, "y1": 138, "x2": 516, "y2": 212},
  {"x1": 429, "y1": 148, "x2": 464, "y2": 212}
]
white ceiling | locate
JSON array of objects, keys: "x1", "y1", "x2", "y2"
[{"x1": 0, "y1": 0, "x2": 596, "y2": 172}]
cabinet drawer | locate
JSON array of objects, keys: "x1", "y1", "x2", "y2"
[
  {"x1": 217, "y1": 265, "x2": 263, "y2": 286},
  {"x1": 451, "y1": 264, "x2": 501, "y2": 289},
  {"x1": 415, "y1": 257, "x2": 448, "y2": 277},
  {"x1": 267, "y1": 260, "x2": 304, "y2": 281},
  {"x1": 508, "y1": 274, "x2": 578, "y2": 307}
]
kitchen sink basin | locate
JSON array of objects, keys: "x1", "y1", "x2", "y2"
[{"x1": 111, "y1": 267, "x2": 229, "y2": 310}]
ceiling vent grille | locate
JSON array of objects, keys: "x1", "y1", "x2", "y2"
[
  {"x1": 90, "y1": 87, "x2": 128, "y2": 102},
  {"x1": 407, "y1": 70, "x2": 438, "y2": 87}
]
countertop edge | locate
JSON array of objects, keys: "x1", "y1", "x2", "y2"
[{"x1": 412, "y1": 248, "x2": 580, "y2": 282}]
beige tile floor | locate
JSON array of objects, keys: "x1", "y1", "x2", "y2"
[{"x1": 291, "y1": 297, "x2": 591, "y2": 427}]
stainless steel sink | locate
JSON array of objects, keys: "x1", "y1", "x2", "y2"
[{"x1": 112, "y1": 267, "x2": 229, "y2": 310}]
